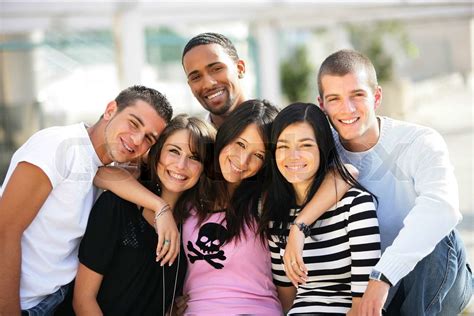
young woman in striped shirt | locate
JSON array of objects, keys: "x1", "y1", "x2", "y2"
[{"x1": 261, "y1": 103, "x2": 381, "y2": 315}]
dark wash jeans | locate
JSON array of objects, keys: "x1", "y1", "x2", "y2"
[{"x1": 385, "y1": 230, "x2": 473, "y2": 316}]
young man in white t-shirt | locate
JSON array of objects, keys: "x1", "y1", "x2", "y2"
[
  {"x1": 285, "y1": 50, "x2": 473, "y2": 315},
  {"x1": 0, "y1": 85, "x2": 176, "y2": 315}
]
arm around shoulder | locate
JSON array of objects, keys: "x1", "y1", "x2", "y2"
[
  {"x1": 283, "y1": 166, "x2": 357, "y2": 286},
  {"x1": 296, "y1": 166, "x2": 356, "y2": 225},
  {"x1": 94, "y1": 166, "x2": 167, "y2": 212}
]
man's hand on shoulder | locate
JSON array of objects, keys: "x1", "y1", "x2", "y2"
[{"x1": 358, "y1": 280, "x2": 390, "y2": 316}]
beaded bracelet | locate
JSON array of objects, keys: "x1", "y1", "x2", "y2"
[
  {"x1": 153, "y1": 204, "x2": 171, "y2": 232},
  {"x1": 291, "y1": 221, "x2": 311, "y2": 238}
]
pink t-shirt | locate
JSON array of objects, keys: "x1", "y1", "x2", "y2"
[{"x1": 182, "y1": 210, "x2": 282, "y2": 315}]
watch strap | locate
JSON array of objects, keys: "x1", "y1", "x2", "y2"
[{"x1": 370, "y1": 270, "x2": 392, "y2": 287}]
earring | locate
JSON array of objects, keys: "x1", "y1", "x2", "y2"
[
  {"x1": 238, "y1": 73, "x2": 244, "y2": 79},
  {"x1": 156, "y1": 183, "x2": 162, "y2": 195}
]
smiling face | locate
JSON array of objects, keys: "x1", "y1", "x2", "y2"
[
  {"x1": 218, "y1": 123, "x2": 266, "y2": 185},
  {"x1": 182, "y1": 44, "x2": 246, "y2": 121},
  {"x1": 275, "y1": 122, "x2": 320, "y2": 200},
  {"x1": 103, "y1": 100, "x2": 166, "y2": 164},
  {"x1": 157, "y1": 129, "x2": 203, "y2": 194},
  {"x1": 318, "y1": 69, "x2": 382, "y2": 152}
]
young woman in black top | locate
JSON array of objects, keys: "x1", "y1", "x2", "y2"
[{"x1": 73, "y1": 114, "x2": 215, "y2": 316}]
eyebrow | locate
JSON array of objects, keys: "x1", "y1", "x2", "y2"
[
  {"x1": 238, "y1": 137, "x2": 265, "y2": 154},
  {"x1": 324, "y1": 93, "x2": 339, "y2": 100},
  {"x1": 130, "y1": 114, "x2": 144, "y2": 126},
  {"x1": 206, "y1": 62, "x2": 222, "y2": 69},
  {"x1": 130, "y1": 114, "x2": 159, "y2": 141},
  {"x1": 187, "y1": 62, "x2": 222, "y2": 79},
  {"x1": 167, "y1": 144, "x2": 182, "y2": 151},
  {"x1": 237, "y1": 136, "x2": 249, "y2": 144},
  {"x1": 277, "y1": 137, "x2": 316, "y2": 143},
  {"x1": 325, "y1": 88, "x2": 367, "y2": 100},
  {"x1": 187, "y1": 70, "x2": 199, "y2": 79},
  {"x1": 167, "y1": 143, "x2": 198, "y2": 157}
]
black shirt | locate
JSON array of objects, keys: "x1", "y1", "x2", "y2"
[{"x1": 79, "y1": 191, "x2": 186, "y2": 316}]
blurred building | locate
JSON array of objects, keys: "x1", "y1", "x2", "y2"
[
  {"x1": 1, "y1": 2, "x2": 473, "y2": 311},
  {"x1": 1, "y1": 1, "x2": 473, "y2": 206}
]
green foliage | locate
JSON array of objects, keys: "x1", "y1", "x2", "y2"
[
  {"x1": 347, "y1": 21, "x2": 418, "y2": 82},
  {"x1": 145, "y1": 27, "x2": 185, "y2": 64},
  {"x1": 280, "y1": 45, "x2": 313, "y2": 102}
]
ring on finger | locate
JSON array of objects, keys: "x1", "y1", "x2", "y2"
[
  {"x1": 291, "y1": 261, "x2": 297, "y2": 266},
  {"x1": 164, "y1": 239, "x2": 171, "y2": 245}
]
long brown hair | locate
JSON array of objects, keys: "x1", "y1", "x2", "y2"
[{"x1": 145, "y1": 114, "x2": 216, "y2": 222}]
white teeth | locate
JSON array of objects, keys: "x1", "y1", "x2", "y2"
[
  {"x1": 341, "y1": 118, "x2": 358, "y2": 124},
  {"x1": 286, "y1": 164, "x2": 306, "y2": 171},
  {"x1": 206, "y1": 90, "x2": 224, "y2": 100},
  {"x1": 229, "y1": 160, "x2": 243, "y2": 173},
  {"x1": 123, "y1": 141, "x2": 133, "y2": 153},
  {"x1": 168, "y1": 171, "x2": 186, "y2": 180}
]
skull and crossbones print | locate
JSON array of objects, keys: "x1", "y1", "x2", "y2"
[{"x1": 187, "y1": 223, "x2": 228, "y2": 269}]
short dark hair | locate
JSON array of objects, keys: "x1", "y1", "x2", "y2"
[
  {"x1": 114, "y1": 85, "x2": 173, "y2": 123},
  {"x1": 317, "y1": 49, "x2": 378, "y2": 98},
  {"x1": 182, "y1": 32, "x2": 239, "y2": 64}
]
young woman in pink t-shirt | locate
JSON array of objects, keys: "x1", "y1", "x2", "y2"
[{"x1": 181, "y1": 99, "x2": 282, "y2": 315}]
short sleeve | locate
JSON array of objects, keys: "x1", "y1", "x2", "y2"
[
  {"x1": 7, "y1": 125, "x2": 96, "y2": 189},
  {"x1": 79, "y1": 191, "x2": 122, "y2": 274},
  {"x1": 268, "y1": 235, "x2": 292, "y2": 287},
  {"x1": 12, "y1": 132, "x2": 67, "y2": 188}
]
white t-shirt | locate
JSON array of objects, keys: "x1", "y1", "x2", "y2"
[{"x1": 0, "y1": 123, "x2": 102, "y2": 309}]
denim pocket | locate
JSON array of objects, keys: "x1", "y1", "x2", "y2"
[{"x1": 446, "y1": 230, "x2": 456, "y2": 250}]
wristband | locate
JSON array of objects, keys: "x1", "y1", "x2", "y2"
[
  {"x1": 153, "y1": 204, "x2": 171, "y2": 231},
  {"x1": 291, "y1": 221, "x2": 311, "y2": 238}
]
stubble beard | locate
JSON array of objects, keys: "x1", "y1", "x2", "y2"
[
  {"x1": 103, "y1": 123, "x2": 119, "y2": 163},
  {"x1": 206, "y1": 93, "x2": 235, "y2": 116}
]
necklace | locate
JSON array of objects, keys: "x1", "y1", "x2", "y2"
[{"x1": 162, "y1": 223, "x2": 182, "y2": 316}]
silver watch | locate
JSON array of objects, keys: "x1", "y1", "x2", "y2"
[{"x1": 369, "y1": 270, "x2": 392, "y2": 287}]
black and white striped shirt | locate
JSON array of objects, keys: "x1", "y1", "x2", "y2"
[{"x1": 268, "y1": 188, "x2": 381, "y2": 315}]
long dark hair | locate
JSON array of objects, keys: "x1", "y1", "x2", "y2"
[
  {"x1": 143, "y1": 114, "x2": 216, "y2": 222},
  {"x1": 194, "y1": 99, "x2": 278, "y2": 243},
  {"x1": 260, "y1": 102, "x2": 369, "y2": 238}
]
